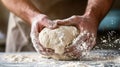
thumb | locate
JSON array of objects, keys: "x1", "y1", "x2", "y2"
[
  {"x1": 54, "y1": 19, "x2": 75, "y2": 26},
  {"x1": 45, "y1": 20, "x2": 58, "y2": 29}
]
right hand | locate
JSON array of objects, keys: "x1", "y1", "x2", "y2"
[
  {"x1": 30, "y1": 14, "x2": 57, "y2": 55},
  {"x1": 54, "y1": 15, "x2": 97, "y2": 59}
]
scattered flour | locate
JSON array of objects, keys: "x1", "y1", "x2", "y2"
[
  {"x1": 94, "y1": 31, "x2": 120, "y2": 50},
  {"x1": 2, "y1": 54, "x2": 42, "y2": 63},
  {"x1": 60, "y1": 62, "x2": 94, "y2": 67},
  {"x1": 1, "y1": 52, "x2": 120, "y2": 67}
]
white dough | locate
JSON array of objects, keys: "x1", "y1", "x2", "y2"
[{"x1": 39, "y1": 26, "x2": 79, "y2": 60}]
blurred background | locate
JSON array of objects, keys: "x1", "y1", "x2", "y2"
[
  {"x1": 0, "y1": 1, "x2": 9, "y2": 52},
  {"x1": 0, "y1": 0, "x2": 120, "y2": 52}
]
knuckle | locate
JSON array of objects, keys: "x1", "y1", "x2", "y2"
[{"x1": 72, "y1": 15, "x2": 78, "y2": 18}]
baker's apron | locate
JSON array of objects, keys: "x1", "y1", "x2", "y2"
[{"x1": 6, "y1": 0, "x2": 87, "y2": 52}]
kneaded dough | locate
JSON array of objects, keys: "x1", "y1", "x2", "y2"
[{"x1": 39, "y1": 26, "x2": 79, "y2": 60}]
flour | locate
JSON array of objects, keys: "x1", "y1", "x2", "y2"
[
  {"x1": 94, "y1": 31, "x2": 120, "y2": 50},
  {"x1": 60, "y1": 62, "x2": 94, "y2": 67},
  {"x1": 1, "y1": 52, "x2": 120, "y2": 67},
  {"x1": 2, "y1": 54, "x2": 42, "y2": 63}
]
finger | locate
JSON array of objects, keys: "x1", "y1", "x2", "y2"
[
  {"x1": 71, "y1": 31, "x2": 90, "y2": 49},
  {"x1": 64, "y1": 45, "x2": 82, "y2": 59},
  {"x1": 54, "y1": 18, "x2": 76, "y2": 26},
  {"x1": 54, "y1": 19, "x2": 70, "y2": 26},
  {"x1": 76, "y1": 33, "x2": 95, "y2": 51},
  {"x1": 61, "y1": 15, "x2": 81, "y2": 26},
  {"x1": 41, "y1": 48, "x2": 60, "y2": 56},
  {"x1": 64, "y1": 31, "x2": 91, "y2": 58},
  {"x1": 65, "y1": 32, "x2": 89, "y2": 53},
  {"x1": 86, "y1": 34, "x2": 96, "y2": 50},
  {"x1": 30, "y1": 22, "x2": 44, "y2": 53},
  {"x1": 45, "y1": 20, "x2": 58, "y2": 29},
  {"x1": 40, "y1": 48, "x2": 54, "y2": 55},
  {"x1": 64, "y1": 41, "x2": 86, "y2": 59},
  {"x1": 71, "y1": 50, "x2": 82, "y2": 59},
  {"x1": 75, "y1": 33, "x2": 96, "y2": 51}
]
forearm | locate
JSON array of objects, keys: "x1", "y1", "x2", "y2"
[
  {"x1": 84, "y1": 0, "x2": 114, "y2": 25},
  {"x1": 1, "y1": 0, "x2": 41, "y2": 24}
]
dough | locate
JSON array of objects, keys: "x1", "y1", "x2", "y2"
[{"x1": 39, "y1": 26, "x2": 79, "y2": 60}]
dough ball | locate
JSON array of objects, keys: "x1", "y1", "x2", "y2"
[{"x1": 39, "y1": 26, "x2": 79, "y2": 60}]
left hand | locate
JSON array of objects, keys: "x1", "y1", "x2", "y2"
[
  {"x1": 54, "y1": 15, "x2": 99, "y2": 59},
  {"x1": 30, "y1": 14, "x2": 57, "y2": 55}
]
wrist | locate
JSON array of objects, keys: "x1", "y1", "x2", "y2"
[
  {"x1": 83, "y1": 11, "x2": 100, "y2": 26},
  {"x1": 82, "y1": 14, "x2": 100, "y2": 28},
  {"x1": 83, "y1": 9, "x2": 100, "y2": 21}
]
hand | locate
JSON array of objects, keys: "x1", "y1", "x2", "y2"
[
  {"x1": 30, "y1": 14, "x2": 57, "y2": 55},
  {"x1": 54, "y1": 15, "x2": 98, "y2": 59}
]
